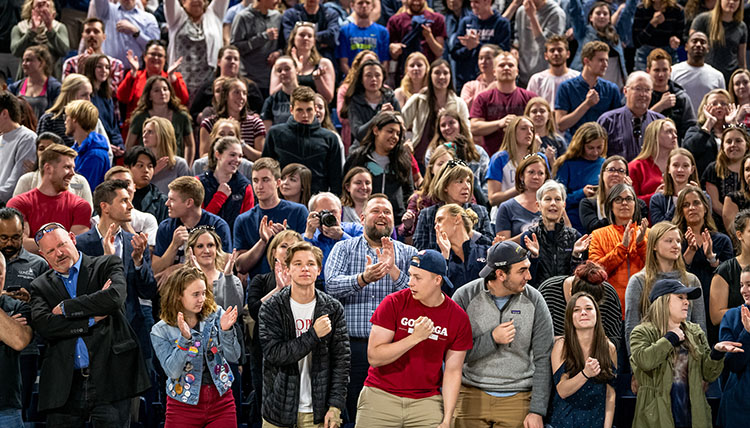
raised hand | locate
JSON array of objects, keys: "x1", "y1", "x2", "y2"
[
  {"x1": 313, "y1": 314, "x2": 332, "y2": 337},
  {"x1": 524, "y1": 233, "x2": 540, "y2": 258},
  {"x1": 621, "y1": 220, "x2": 633, "y2": 248},
  {"x1": 172, "y1": 225, "x2": 189, "y2": 248},
  {"x1": 259, "y1": 216, "x2": 274, "y2": 243},
  {"x1": 126, "y1": 50, "x2": 139, "y2": 74},
  {"x1": 435, "y1": 224, "x2": 451, "y2": 258},
  {"x1": 701, "y1": 228, "x2": 714, "y2": 258},
  {"x1": 224, "y1": 249, "x2": 238, "y2": 275},
  {"x1": 102, "y1": 223, "x2": 117, "y2": 256},
  {"x1": 585, "y1": 89, "x2": 600, "y2": 107},
  {"x1": 703, "y1": 105, "x2": 718, "y2": 129},
  {"x1": 220, "y1": 306, "x2": 238, "y2": 331},
  {"x1": 741, "y1": 305, "x2": 750, "y2": 333},
  {"x1": 714, "y1": 341, "x2": 744, "y2": 353},
  {"x1": 167, "y1": 57, "x2": 183, "y2": 77},
  {"x1": 362, "y1": 255, "x2": 388, "y2": 284},
  {"x1": 401, "y1": 210, "x2": 416, "y2": 229},
  {"x1": 573, "y1": 234, "x2": 591, "y2": 255},
  {"x1": 379, "y1": 237, "x2": 396, "y2": 270},
  {"x1": 635, "y1": 218, "x2": 648, "y2": 244},
  {"x1": 274, "y1": 259, "x2": 290, "y2": 288},
  {"x1": 177, "y1": 311, "x2": 191, "y2": 339},
  {"x1": 217, "y1": 182, "x2": 231, "y2": 196},
  {"x1": 583, "y1": 357, "x2": 601, "y2": 378},
  {"x1": 492, "y1": 320, "x2": 516, "y2": 344},
  {"x1": 131, "y1": 232, "x2": 148, "y2": 266},
  {"x1": 411, "y1": 316, "x2": 434, "y2": 342},
  {"x1": 685, "y1": 227, "x2": 698, "y2": 251}
]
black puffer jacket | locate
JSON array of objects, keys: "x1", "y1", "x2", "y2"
[
  {"x1": 520, "y1": 221, "x2": 585, "y2": 287},
  {"x1": 258, "y1": 287, "x2": 350, "y2": 427},
  {"x1": 344, "y1": 88, "x2": 401, "y2": 147},
  {"x1": 649, "y1": 80, "x2": 696, "y2": 141}
]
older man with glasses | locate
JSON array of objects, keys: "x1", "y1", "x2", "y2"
[
  {"x1": 28, "y1": 222, "x2": 150, "y2": 427},
  {"x1": 597, "y1": 71, "x2": 665, "y2": 162}
]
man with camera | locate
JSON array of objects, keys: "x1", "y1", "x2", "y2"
[{"x1": 304, "y1": 192, "x2": 363, "y2": 273}]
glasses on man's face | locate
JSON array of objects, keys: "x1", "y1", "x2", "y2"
[
  {"x1": 0, "y1": 234, "x2": 23, "y2": 243},
  {"x1": 34, "y1": 222, "x2": 65, "y2": 245},
  {"x1": 629, "y1": 86, "x2": 652, "y2": 94},
  {"x1": 605, "y1": 167, "x2": 626, "y2": 175},
  {"x1": 613, "y1": 196, "x2": 635, "y2": 205}
]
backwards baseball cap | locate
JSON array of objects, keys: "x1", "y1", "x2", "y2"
[
  {"x1": 649, "y1": 278, "x2": 702, "y2": 303},
  {"x1": 478, "y1": 241, "x2": 529, "y2": 278},
  {"x1": 410, "y1": 250, "x2": 454, "y2": 290}
]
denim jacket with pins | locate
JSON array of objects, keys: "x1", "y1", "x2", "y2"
[{"x1": 151, "y1": 308, "x2": 241, "y2": 405}]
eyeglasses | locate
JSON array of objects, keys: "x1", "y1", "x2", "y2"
[
  {"x1": 613, "y1": 196, "x2": 635, "y2": 205},
  {"x1": 0, "y1": 234, "x2": 22, "y2": 243},
  {"x1": 34, "y1": 222, "x2": 65, "y2": 245},
  {"x1": 605, "y1": 167, "x2": 626, "y2": 175},
  {"x1": 628, "y1": 86, "x2": 652, "y2": 94},
  {"x1": 446, "y1": 159, "x2": 467, "y2": 169}
]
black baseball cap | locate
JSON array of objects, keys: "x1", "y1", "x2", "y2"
[
  {"x1": 478, "y1": 241, "x2": 529, "y2": 278},
  {"x1": 649, "y1": 278, "x2": 702, "y2": 303}
]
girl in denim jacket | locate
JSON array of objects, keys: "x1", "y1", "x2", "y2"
[{"x1": 151, "y1": 265, "x2": 240, "y2": 427}]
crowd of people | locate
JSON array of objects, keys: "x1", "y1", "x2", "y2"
[{"x1": 4, "y1": 0, "x2": 750, "y2": 427}]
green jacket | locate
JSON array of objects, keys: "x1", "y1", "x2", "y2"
[{"x1": 630, "y1": 322, "x2": 724, "y2": 428}]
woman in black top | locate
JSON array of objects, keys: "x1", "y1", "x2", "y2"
[
  {"x1": 632, "y1": 0, "x2": 685, "y2": 70},
  {"x1": 344, "y1": 111, "x2": 414, "y2": 226},
  {"x1": 339, "y1": 59, "x2": 401, "y2": 148}
]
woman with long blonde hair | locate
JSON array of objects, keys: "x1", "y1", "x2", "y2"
[
  {"x1": 703, "y1": 124, "x2": 748, "y2": 231},
  {"x1": 394, "y1": 51, "x2": 429, "y2": 108},
  {"x1": 629, "y1": 118, "x2": 679, "y2": 206},
  {"x1": 625, "y1": 221, "x2": 706, "y2": 352},
  {"x1": 142, "y1": 116, "x2": 190, "y2": 194},
  {"x1": 690, "y1": 0, "x2": 746, "y2": 82},
  {"x1": 554, "y1": 122, "x2": 608, "y2": 233},
  {"x1": 487, "y1": 116, "x2": 541, "y2": 207}
]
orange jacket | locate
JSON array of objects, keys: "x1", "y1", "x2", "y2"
[{"x1": 589, "y1": 224, "x2": 649, "y2": 318}]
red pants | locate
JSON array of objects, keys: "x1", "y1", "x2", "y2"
[{"x1": 165, "y1": 384, "x2": 236, "y2": 428}]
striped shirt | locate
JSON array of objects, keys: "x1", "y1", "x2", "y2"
[
  {"x1": 200, "y1": 114, "x2": 266, "y2": 149},
  {"x1": 324, "y1": 235, "x2": 417, "y2": 338},
  {"x1": 538, "y1": 275, "x2": 623, "y2": 349}
]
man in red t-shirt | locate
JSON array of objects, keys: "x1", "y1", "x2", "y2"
[
  {"x1": 7, "y1": 144, "x2": 91, "y2": 254},
  {"x1": 386, "y1": 0, "x2": 446, "y2": 82},
  {"x1": 356, "y1": 249, "x2": 472, "y2": 428},
  {"x1": 470, "y1": 52, "x2": 538, "y2": 155}
]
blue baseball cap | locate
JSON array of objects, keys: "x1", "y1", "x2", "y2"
[
  {"x1": 649, "y1": 278, "x2": 702, "y2": 303},
  {"x1": 479, "y1": 241, "x2": 529, "y2": 278},
  {"x1": 410, "y1": 250, "x2": 454, "y2": 290}
]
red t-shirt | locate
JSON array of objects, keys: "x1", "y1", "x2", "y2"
[
  {"x1": 364, "y1": 288, "x2": 473, "y2": 399},
  {"x1": 469, "y1": 87, "x2": 537, "y2": 156},
  {"x1": 7, "y1": 189, "x2": 92, "y2": 236}
]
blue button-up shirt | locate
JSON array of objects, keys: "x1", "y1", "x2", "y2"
[
  {"x1": 57, "y1": 253, "x2": 91, "y2": 369},
  {"x1": 95, "y1": 0, "x2": 160, "y2": 70},
  {"x1": 324, "y1": 236, "x2": 417, "y2": 338}
]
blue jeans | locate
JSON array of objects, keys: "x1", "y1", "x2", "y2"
[{"x1": 0, "y1": 408, "x2": 23, "y2": 428}]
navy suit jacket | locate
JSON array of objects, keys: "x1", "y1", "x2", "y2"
[{"x1": 76, "y1": 227, "x2": 158, "y2": 357}]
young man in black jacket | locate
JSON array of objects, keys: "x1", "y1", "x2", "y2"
[
  {"x1": 262, "y1": 86, "x2": 343, "y2": 195},
  {"x1": 259, "y1": 241, "x2": 350, "y2": 428}
]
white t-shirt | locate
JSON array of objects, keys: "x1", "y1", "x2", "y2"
[
  {"x1": 290, "y1": 297, "x2": 316, "y2": 413},
  {"x1": 526, "y1": 68, "x2": 581, "y2": 108},
  {"x1": 671, "y1": 62, "x2": 726, "y2": 115}
]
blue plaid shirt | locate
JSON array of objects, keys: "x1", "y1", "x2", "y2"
[{"x1": 324, "y1": 236, "x2": 417, "y2": 338}]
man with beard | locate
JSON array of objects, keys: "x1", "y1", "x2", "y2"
[
  {"x1": 527, "y1": 35, "x2": 581, "y2": 108},
  {"x1": 62, "y1": 18, "x2": 125, "y2": 91},
  {"x1": 469, "y1": 51, "x2": 537, "y2": 155},
  {"x1": 555, "y1": 41, "x2": 622, "y2": 142},
  {"x1": 337, "y1": 0, "x2": 390, "y2": 74},
  {"x1": 0, "y1": 207, "x2": 47, "y2": 421},
  {"x1": 452, "y1": 241, "x2": 553, "y2": 428},
  {"x1": 325, "y1": 193, "x2": 417, "y2": 423},
  {"x1": 671, "y1": 31, "x2": 727, "y2": 113},
  {"x1": 597, "y1": 71, "x2": 665, "y2": 162},
  {"x1": 7, "y1": 143, "x2": 91, "y2": 254}
]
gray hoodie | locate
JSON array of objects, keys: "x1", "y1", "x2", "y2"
[
  {"x1": 231, "y1": 6, "x2": 282, "y2": 89},
  {"x1": 452, "y1": 277, "x2": 554, "y2": 416}
]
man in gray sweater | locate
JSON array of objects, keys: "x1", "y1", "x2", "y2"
[
  {"x1": 0, "y1": 92, "x2": 36, "y2": 205},
  {"x1": 230, "y1": 0, "x2": 282, "y2": 97},
  {"x1": 452, "y1": 241, "x2": 553, "y2": 428}
]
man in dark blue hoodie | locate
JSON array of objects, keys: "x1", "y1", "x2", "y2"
[
  {"x1": 262, "y1": 86, "x2": 343, "y2": 195},
  {"x1": 64, "y1": 100, "x2": 110, "y2": 191},
  {"x1": 449, "y1": 0, "x2": 510, "y2": 91}
]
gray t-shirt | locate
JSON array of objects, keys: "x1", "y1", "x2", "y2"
[
  {"x1": 152, "y1": 156, "x2": 190, "y2": 195},
  {"x1": 691, "y1": 12, "x2": 748, "y2": 82}
]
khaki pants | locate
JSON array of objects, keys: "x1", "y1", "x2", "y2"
[
  {"x1": 355, "y1": 386, "x2": 443, "y2": 428},
  {"x1": 263, "y1": 413, "x2": 321, "y2": 428},
  {"x1": 453, "y1": 385, "x2": 531, "y2": 428}
]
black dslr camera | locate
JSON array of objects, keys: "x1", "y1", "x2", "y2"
[{"x1": 317, "y1": 210, "x2": 338, "y2": 228}]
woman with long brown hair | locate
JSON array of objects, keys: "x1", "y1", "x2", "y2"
[
  {"x1": 548, "y1": 291, "x2": 617, "y2": 428},
  {"x1": 394, "y1": 51, "x2": 429, "y2": 108},
  {"x1": 337, "y1": 50, "x2": 379, "y2": 152},
  {"x1": 341, "y1": 167, "x2": 373, "y2": 224}
]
